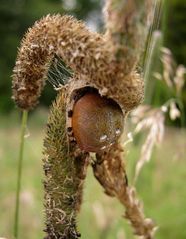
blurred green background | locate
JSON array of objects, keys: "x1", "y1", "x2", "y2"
[{"x1": 0, "y1": 0, "x2": 186, "y2": 239}]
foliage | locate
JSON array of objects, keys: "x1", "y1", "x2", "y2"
[
  {"x1": 164, "y1": 0, "x2": 186, "y2": 65},
  {"x1": 0, "y1": 0, "x2": 185, "y2": 117},
  {"x1": 127, "y1": 48, "x2": 185, "y2": 191},
  {"x1": 11, "y1": 0, "x2": 158, "y2": 238},
  {"x1": 146, "y1": 45, "x2": 186, "y2": 125},
  {"x1": 147, "y1": 0, "x2": 186, "y2": 122},
  {"x1": 0, "y1": 112, "x2": 186, "y2": 239}
]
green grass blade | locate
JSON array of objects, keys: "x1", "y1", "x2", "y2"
[
  {"x1": 14, "y1": 110, "x2": 28, "y2": 239},
  {"x1": 142, "y1": 0, "x2": 162, "y2": 69}
]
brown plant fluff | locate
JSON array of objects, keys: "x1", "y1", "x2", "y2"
[
  {"x1": 92, "y1": 144, "x2": 156, "y2": 239},
  {"x1": 43, "y1": 88, "x2": 90, "y2": 239},
  {"x1": 92, "y1": 143, "x2": 128, "y2": 197},
  {"x1": 12, "y1": 13, "x2": 145, "y2": 112},
  {"x1": 104, "y1": 0, "x2": 155, "y2": 74}
]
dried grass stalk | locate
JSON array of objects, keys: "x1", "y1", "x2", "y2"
[
  {"x1": 12, "y1": 1, "x2": 155, "y2": 112},
  {"x1": 132, "y1": 106, "x2": 165, "y2": 182},
  {"x1": 104, "y1": 0, "x2": 155, "y2": 74},
  {"x1": 12, "y1": 14, "x2": 109, "y2": 110},
  {"x1": 11, "y1": 1, "x2": 157, "y2": 238},
  {"x1": 92, "y1": 144, "x2": 156, "y2": 239},
  {"x1": 43, "y1": 88, "x2": 90, "y2": 239}
]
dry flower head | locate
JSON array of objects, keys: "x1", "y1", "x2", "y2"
[{"x1": 131, "y1": 106, "x2": 165, "y2": 182}]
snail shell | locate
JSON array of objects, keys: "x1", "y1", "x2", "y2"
[{"x1": 72, "y1": 92, "x2": 124, "y2": 153}]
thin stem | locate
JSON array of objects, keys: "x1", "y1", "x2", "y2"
[
  {"x1": 105, "y1": 0, "x2": 155, "y2": 74},
  {"x1": 142, "y1": 0, "x2": 162, "y2": 69},
  {"x1": 144, "y1": 30, "x2": 162, "y2": 87},
  {"x1": 92, "y1": 144, "x2": 156, "y2": 238},
  {"x1": 14, "y1": 110, "x2": 28, "y2": 239}
]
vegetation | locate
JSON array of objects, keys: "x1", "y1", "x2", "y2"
[
  {"x1": 0, "y1": 0, "x2": 101, "y2": 113},
  {"x1": 0, "y1": 110, "x2": 186, "y2": 239},
  {"x1": 11, "y1": 0, "x2": 157, "y2": 237},
  {"x1": 0, "y1": 0, "x2": 186, "y2": 239},
  {"x1": 0, "y1": 0, "x2": 185, "y2": 117},
  {"x1": 147, "y1": 0, "x2": 186, "y2": 118}
]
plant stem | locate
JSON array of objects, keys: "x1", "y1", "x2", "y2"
[
  {"x1": 43, "y1": 90, "x2": 89, "y2": 239},
  {"x1": 93, "y1": 144, "x2": 156, "y2": 238},
  {"x1": 14, "y1": 110, "x2": 28, "y2": 239},
  {"x1": 144, "y1": 31, "x2": 163, "y2": 105}
]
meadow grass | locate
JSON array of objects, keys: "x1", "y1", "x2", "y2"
[{"x1": 0, "y1": 109, "x2": 186, "y2": 239}]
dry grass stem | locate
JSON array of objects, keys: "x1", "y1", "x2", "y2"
[
  {"x1": 92, "y1": 144, "x2": 156, "y2": 239},
  {"x1": 104, "y1": 0, "x2": 156, "y2": 74},
  {"x1": 12, "y1": 1, "x2": 156, "y2": 112},
  {"x1": 156, "y1": 47, "x2": 186, "y2": 94},
  {"x1": 131, "y1": 106, "x2": 165, "y2": 182},
  {"x1": 132, "y1": 47, "x2": 186, "y2": 182},
  {"x1": 43, "y1": 88, "x2": 90, "y2": 238},
  {"x1": 11, "y1": 1, "x2": 157, "y2": 238}
]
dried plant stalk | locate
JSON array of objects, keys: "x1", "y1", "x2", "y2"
[
  {"x1": 43, "y1": 88, "x2": 90, "y2": 239},
  {"x1": 12, "y1": 15, "x2": 108, "y2": 110},
  {"x1": 11, "y1": 1, "x2": 156, "y2": 238},
  {"x1": 12, "y1": 6, "x2": 154, "y2": 112},
  {"x1": 92, "y1": 144, "x2": 156, "y2": 239},
  {"x1": 104, "y1": 0, "x2": 155, "y2": 74}
]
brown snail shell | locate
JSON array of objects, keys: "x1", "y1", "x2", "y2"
[{"x1": 72, "y1": 92, "x2": 124, "y2": 153}]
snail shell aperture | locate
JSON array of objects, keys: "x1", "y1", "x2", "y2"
[{"x1": 72, "y1": 92, "x2": 124, "y2": 153}]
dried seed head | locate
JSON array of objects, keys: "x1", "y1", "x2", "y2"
[
  {"x1": 12, "y1": 14, "x2": 144, "y2": 112},
  {"x1": 104, "y1": 0, "x2": 156, "y2": 74}
]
